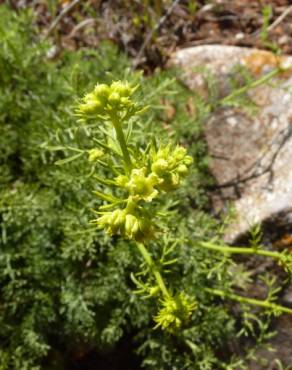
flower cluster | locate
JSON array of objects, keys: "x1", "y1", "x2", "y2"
[
  {"x1": 77, "y1": 81, "x2": 193, "y2": 243},
  {"x1": 116, "y1": 167, "x2": 160, "y2": 202},
  {"x1": 77, "y1": 80, "x2": 196, "y2": 333},
  {"x1": 154, "y1": 293, "x2": 197, "y2": 333},
  {"x1": 151, "y1": 144, "x2": 193, "y2": 191},
  {"x1": 92, "y1": 143, "x2": 193, "y2": 241},
  {"x1": 76, "y1": 81, "x2": 138, "y2": 120},
  {"x1": 76, "y1": 80, "x2": 194, "y2": 242},
  {"x1": 94, "y1": 200, "x2": 155, "y2": 242}
]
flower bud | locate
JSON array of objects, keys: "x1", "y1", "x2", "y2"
[
  {"x1": 184, "y1": 155, "x2": 193, "y2": 166},
  {"x1": 94, "y1": 83, "x2": 110, "y2": 100},
  {"x1": 94, "y1": 209, "x2": 126, "y2": 236},
  {"x1": 111, "y1": 81, "x2": 132, "y2": 97},
  {"x1": 124, "y1": 168, "x2": 160, "y2": 202},
  {"x1": 108, "y1": 210, "x2": 120, "y2": 233},
  {"x1": 114, "y1": 209, "x2": 126, "y2": 227},
  {"x1": 175, "y1": 146, "x2": 186, "y2": 159},
  {"x1": 151, "y1": 159, "x2": 168, "y2": 176},
  {"x1": 177, "y1": 164, "x2": 188, "y2": 176},
  {"x1": 108, "y1": 92, "x2": 120, "y2": 106},
  {"x1": 79, "y1": 93, "x2": 102, "y2": 115},
  {"x1": 149, "y1": 286, "x2": 160, "y2": 297},
  {"x1": 120, "y1": 97, "x2": 130, "y2": 106},
  {"x1": 115, "y1": 175, "x2": 128, "y2": 187},
  {"x1": 154, "y1": 293, "x2": 196, "y2": 333},
  {"x1": 125, "y1": 214, "x2": 139, "y2": 239},
  {"x1": 88, "y1": 148, "x2": 104, "y2": 162},
  {"x1": 95, "y1": 212, "x2": 111, "y2": 231}
]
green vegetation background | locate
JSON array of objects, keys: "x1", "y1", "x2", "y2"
[{"x1": 0, "y1": 6, "x2": 279, "y2": 370}]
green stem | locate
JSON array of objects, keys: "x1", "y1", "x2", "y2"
[
  {"x1": 136, "y1": 242, "x2": 170, "y2": 298},
  {"x1": 205, "y1": 288, "x2": 292, "y2": 315},
  {"x1": 110, "y1": 113, "x2": 132, "y2": 173},
  {"x1": 220, "y1": 67, "x2": 280, "y2": 105},
  {"x1": 199, "y1": 241, "x2": 283, "y2": 261}
]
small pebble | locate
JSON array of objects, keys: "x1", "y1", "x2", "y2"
[
  {"x1": 46, "y1": 45, "x2": 61, "y2": 60},
  {"x1": 282, "y1": 287, "x2": 292, "y2": 308},
  {"x1": 278, "y1": 35, "x2": 289, "y2": 45},
  {"x1": 226, "y1": 117, "x2": 238, "y2": 127},
  {"x1": 235, "y1": 33, "x2": 245, "y2": 40}
]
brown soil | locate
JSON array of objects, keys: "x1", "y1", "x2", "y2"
[{"x1": 8, "y1": 0, "x2": 292, "y2": 71}]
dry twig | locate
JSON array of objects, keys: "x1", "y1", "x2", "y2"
[
  {"x1": 44, "y1": 0, "x2": 82, "y2": 39},
  {"x1": 66, "y1": 18, "x2": 96, "y2": 39},
  {"x1": 252, "y1": 5, "x2": 292, "y2": 37},
  {"x1": 132, "y1": 0, "x2": 180, "y2": 69},
  {"x1": 267, "y1": 5, "x2": 292, "y2": 33}
]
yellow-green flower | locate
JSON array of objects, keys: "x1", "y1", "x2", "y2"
[
  {"x1": 88, "y1": 148, "x2": 104, "y2": 162},
  {"x1": 148, "y1": 286, "x2": 160, "y2": 297},
  {"x1": 76, "y1": 81, "x2": 137, "y2": 120},
  {"x1": 95, "y1": 208, "x2": 127, "y2": 236},
  {"x1": 93, "y1": 205, "x2": 155, "y2": 241},
  {"x1": 78, "y1": 92, "x2": 103, "y2": 116},
  {"x1": 125, "y1": 167, "x2": 160, "y2": 202},
  {"x1": 154, "y1": 293, "x2": 196, "y2": 333},
  {"x1": 151, "y1": 144, "x2": 193, "y2": 191}
]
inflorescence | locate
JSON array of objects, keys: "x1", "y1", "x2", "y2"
[{"x1": 76, "y1": 80, "x2": 196, "y2": 332}]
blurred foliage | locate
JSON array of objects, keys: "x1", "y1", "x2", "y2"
[
  {"x1": 9, "y1": 0, "x2": 291, "y2": 72},
  {"x1": 0, "y1": 5, "x2": 287, "y2": 370}
]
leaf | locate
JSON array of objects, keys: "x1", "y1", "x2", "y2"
[
  {"x1": 92, "y1": 190, "x2": 119, "y2": 203},
  {"x1": 93, "y1": 175, "x2": 117, "y2": 186},
  {"x1": 66, "y1": 146, "x2": 85, "y2": 153},
  {"x1": 55, "y1": 152, "x2": 83, "y2": 165},
  {"x1": 42, "y1": 145, "x2": 66, "y2": 151},
  {"x1": 93, "y1": 137, "x2": 121, "y2": 156},
  {"x1": 126, "y1": 120, "x2": 133, "y2": 143}
]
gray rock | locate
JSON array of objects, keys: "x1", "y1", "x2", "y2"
[{"x1": 169, "y1": 45, "x2": 292, "y2": 243}]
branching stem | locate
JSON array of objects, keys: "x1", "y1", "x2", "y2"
[
  {"x1": 136, "y1": 242, "x2": 170, "y2": 298},
  {"x1": 220, "y1": 67, "x2": 280, "y2": 105},
  {"x1": 205, "y1": 288, "x2": 292, "y2": 315},
  {"x1": 199, "y1": 241, "x2": 283, "y2": 261}
]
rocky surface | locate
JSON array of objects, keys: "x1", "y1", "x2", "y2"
[
  {"x1": 249, "y1": 314, "x2": 292, "y2": 369},
  {"x1": 169, "y1": 45, "x2": 292, "y2": 369},
  {"x1": 169, "y1": 45, "x2": 292, "y2": 244}
]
